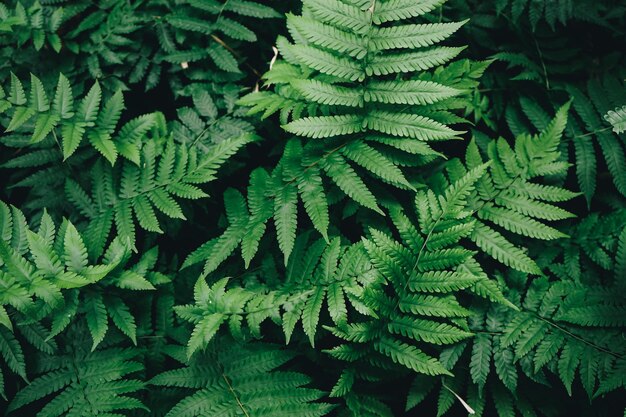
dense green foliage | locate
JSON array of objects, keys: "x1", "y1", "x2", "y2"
[{"x1": 0, "y1": 0, "x2": 625, "y2": 415}]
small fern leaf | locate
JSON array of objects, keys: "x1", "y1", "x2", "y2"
[
  {"x1": 472, "y1": 222, "x2": 541, "y2": 274},
  {"x1": 470, "y1": 334, "x2": 492, "y2": 391},
  {"x1": 375, "y1": 337, "x2": 452, "y2": 376},
  {"x1": 52, "y1": 74, "x2": 74, "y2": 119},
  {"x1": 298, "y1": 167, "x2": 330, "y2": 241},
  {"x1": 187, "y1": 313, "x2": 226, "y2": 358},
  {"x1": 283, "y1": 115, "x2": 363, "y2": 139},
  {"x1": 302, "y1": 286, "x2": 325, "y2": 347},
  {"x1": 274, "y1": 182, "x2": 298, "y2": 264},
  {"x1": 605, "y1": 105, "x2": 626, "y2": 134},
  {"x1": 84, "y1": 293, "x2": 109, "y2": 351},
  {"x1": 372, "y1": 0, "x2": 445, "y2": 24},
  {"x1": 322, "y1": 153, "x2": 382, "y2": 214}
]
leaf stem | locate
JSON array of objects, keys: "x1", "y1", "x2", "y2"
[{"x1": 222, "y1": 372, "x2": 250, "y2": 417}]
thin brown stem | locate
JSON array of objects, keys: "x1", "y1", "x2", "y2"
[
  {"x1": 222, "y1": 373, "x2": 250, "y2": 417},
  {"x1": 532, "y1": 312, "x2": 623, "y2": 359},
  {"x1": 572, "y1": 126, "x2": 612, "y2": 139}
]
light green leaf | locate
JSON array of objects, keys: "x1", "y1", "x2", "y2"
[
  {"x1": 63, "y1": 222, "x2": 88, "y2": 273},
  {"x1": 187, "y1": 313, "x2": 226, "y2": 358}
]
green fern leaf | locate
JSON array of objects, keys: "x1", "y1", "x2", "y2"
[
  {"x1": 52, "y1": 74, "x2": 74, "y2": 119},
  {"x1": 84, "y1": 293, "x2": 108, "y2": 350},
  {"x1": 322, "y1": 152, "x2": 382, "y2": 214},
  {"x1": 298, "y1": 167, "x2": 330, "y2": 241},
  {"x1": 374, "y1": 337, "x2": 451, "y2": 376},
  {"x1": 274, "y1": 182, "x2": 298, "y2": 264},
  {"x1": 366, "y1": 47, "x2": 465, "y2": 76},
  {"x1": 284, "y1": 115, "x2": 363, "y2": 139},
  {"x1": 302, "y1": 286, "x2": 325, "y2": 347},
  {"x1": 365, "y1": 80, "x2": 459, "y2": 105},
  {"x1": 472, "y1": 222, "x2": 541, "y2": 274},
  {"x1": 470, "y1": 334, "x2": 492, "y2": 391},
  {"x1": 370, "y1": 21, "x2": 467, "y2": 50},
  {"x1": 365, "y1": 111, "x2": 460, "y2": 141},
  {"x1": 372, "y1": 0, "x2": 445, "y2": 24}
]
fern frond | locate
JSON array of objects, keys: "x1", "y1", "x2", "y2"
[
  {"x1": 324, "y1": 168, "x2": 510, "y2": 379},
  {"x1": 565, "y1": 80, "x2": 626, "y2": 202},
  {"x1": 0, "y1": 202, "x2": 163, "y2": 349},
  {"x1": 232, "y1": 0, "x2": 472, "y2": 242},
  {"x1": 181, "y1": 237, "x2": 375, "y2": 347},
  {"x1": 151, "y1": 338, "x2": 332, "y2": 417},
  {"x1": 66, "y1": 134, "x2": 252, "y2": 251},
  {"x1": 449, "y1": 104, "x2": 577, "y2": 273},
  {"x1": 9, "y1": 335, "x2": 145, "y2": 416}
]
